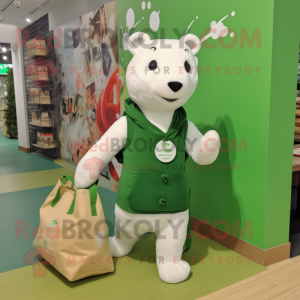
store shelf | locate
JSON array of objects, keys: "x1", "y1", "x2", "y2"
[
  {"x1": 31, "y1": 143, "x2": 56, "y2": 149},
  {"x1": 25, "y1": 54, "x2": 47, "y2": 60},
  {"x1": 295, "y1": 135, "x2": 300, "y2": 143},
  {"x1": 28, "y1": 102, "x2": 51, "y2": 105},
  {"x1": 29, "y1": 122, "x2": 52, "y2": 128},
  {"x1": 25, "y1": 79, "x2": 49, "y2": 82}
]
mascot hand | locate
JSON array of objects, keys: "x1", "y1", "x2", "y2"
[
  {"x1": 75, "y1": 156, "x2": 106, "y2": 188},
  {"x1": 194, "y1": 130, "x2": 220, "y2": 165},
  {"x1": 201, "y1": 130, "x2": 220, "y2": 153}
]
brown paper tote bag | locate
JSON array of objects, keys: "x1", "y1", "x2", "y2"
[{"x1": 33, "y1": 174, "x2": 114, "y2": 281}]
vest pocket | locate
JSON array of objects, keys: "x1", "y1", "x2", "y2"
[
  {"x1": 162, "y1": 170, "x2": 189, "y2": 212},
  {"x1": 128, "y1": 170, "x2": 189, "y2": 213},
  {"x1": 128, "y1": 171, "x2": 163, "y2": 212}
]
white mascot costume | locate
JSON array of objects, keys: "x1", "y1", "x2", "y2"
[{"x1": 75, "y1": 32, "x2": 220, "y2": 283}]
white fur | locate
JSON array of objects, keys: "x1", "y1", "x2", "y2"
[
  {"x1": 110, "y1": 204, "x2": 190, "y2": 284},
  {"x1": 74, "y1": 32, "x2": 220, "y2": 283},
  {"x1": 126, "y1": 33, "x2": 199, "y2": 113}
]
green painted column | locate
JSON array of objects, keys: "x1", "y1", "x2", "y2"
[{"x1": 264, "y1": 0, "x2": 300, "y2": 249}]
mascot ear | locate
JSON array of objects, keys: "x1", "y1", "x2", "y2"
[
  {"x1": 127, "y1": 32, "x2": 151, "y2": 55},
  {"x1": 180, "y1": 34, "x2": 201, "y2": 56}
]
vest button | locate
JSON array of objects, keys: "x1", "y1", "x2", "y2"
[
  {"x1": 161, "y1": 174, "x2": 169, "y2": 184},
  {"x1": 159, "y1": 198, "x2": 166, "y2": 205}
]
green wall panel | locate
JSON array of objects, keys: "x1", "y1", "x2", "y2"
[
  {"x1": 264, "y1": 0, "x2": 300, "y2": 249},
  {"x1": 117, "y1": 0, "x2": 300, "y2": 249}
]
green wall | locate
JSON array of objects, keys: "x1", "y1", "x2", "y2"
[
  {"x1": 264, "y1": 0, "x2": 300, "y2": 249},
  {"x1": 118, "y1": 0, "x2": 300, "y2": 250}
]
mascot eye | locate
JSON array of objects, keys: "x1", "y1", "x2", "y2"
[
  {"x1": 148, "y1": 60, "x2": 158, "y2": 71},
  {"x1": 184, "y1": 61, "x2": 191, "y2": 73}
]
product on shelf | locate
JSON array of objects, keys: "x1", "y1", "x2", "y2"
[
  {"x1": 40, "y1": 111, "x2": 51, "y2": 127},
  {"x1": 29, "y1": 65, "x2": 48, "y2": 82},
  {"x1": 30, "y1": 110, "x2": 52, "y2": 127},
  {"x1": 37, "y1": 132, "x2": 43, "y2": 147},
  {"x1": 31, "y1": 111, "x2": 39, "y2": 125},
  {"x1": 29, "y1": 88, "x2": 40, "y2": 103},
  {"x1": 29, "y1": 88, "x2": 51, "y2": 104},
  {"x1": 37, "y1": 132, "x2": 55, "y2": 149},
  {"x1": 40, "y1": 90, "x2": 51, "y2": 104},
  {"x1": 26, "y1": 38, "x2": 46, "y2": 57}
]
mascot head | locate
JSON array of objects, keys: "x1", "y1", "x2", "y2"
[{"x1": 126, "y1": 32, "x2": 201, "y2": 112}]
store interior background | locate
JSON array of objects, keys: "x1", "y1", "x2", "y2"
[
  {"x1": 0, "y1": 42, "x2": 12, "y2": 129},
  {"x1": 0, "y1": 0, "x2": 300, "y2": 271}
]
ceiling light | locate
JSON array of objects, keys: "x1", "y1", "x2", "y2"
[
  {"x1": 2, "y1": 47, "x2": 7, "y2": 52},
  {"x1": 3, "y1": 56, "x2": 7, "y2": 60},
  {"x1": 26, "y1": 18, "x2": 31, "y2": 23}
]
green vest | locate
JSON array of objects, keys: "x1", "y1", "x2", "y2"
[{"x1": 116, "y1": 98, "x2": 189, "y2": 214}]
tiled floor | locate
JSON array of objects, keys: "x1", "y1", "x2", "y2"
[
  {"x1": 0, "y1": 131, "x2": 266, "y2": 300},
  {"x1": 0, "y1": 131, "x2": 117, "y2": 274}
]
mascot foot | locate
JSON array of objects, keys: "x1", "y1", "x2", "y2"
[
  {"x1": 157, "y1": 259, "x2": 190, "y2": 284},
  {"x1": 109, "y1": 236, "x2": 133, "y2": 258}
]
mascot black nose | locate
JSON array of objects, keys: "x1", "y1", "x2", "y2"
[{"x1": 168, "y1": 81, "x2": 183, "y2": 92}]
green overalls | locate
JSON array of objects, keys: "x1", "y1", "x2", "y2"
[{"x1": 116, "y1": 98, "x2": 189, "y2": 214}]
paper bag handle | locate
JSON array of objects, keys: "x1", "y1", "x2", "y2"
[{"x1": 51, "y1": 175, "x2": 98, "y2": 216}]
